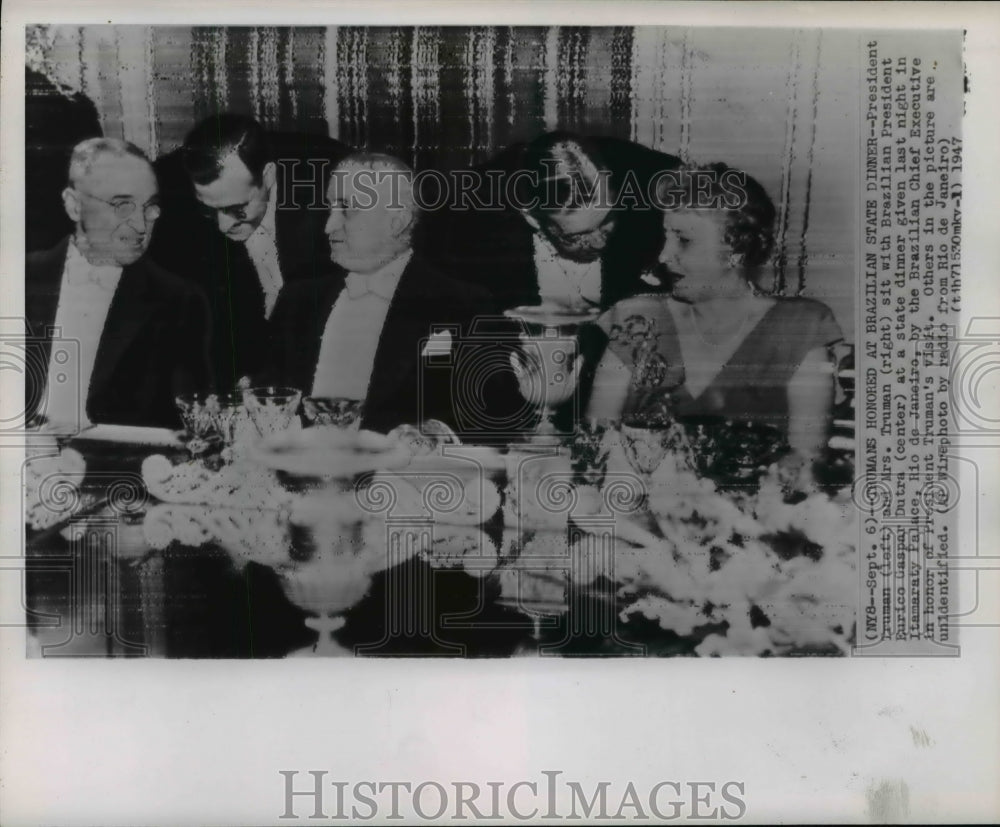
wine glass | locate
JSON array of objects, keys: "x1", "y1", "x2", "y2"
[
  {"x1": 174, "y1": 392, "x2": 221, "y2": 456},
  {"x1": 209, "y1": 391, "x2": 255, "y2": 452},
  {"x1": 619, "y1": 413, "x2": 695, "y2": 486},
  {"x1": 301, "y1": 396, "x2": 364, "y2": 430},
  {"x1": 242, "y1": 386, "x2": 302, "y2": 438}
]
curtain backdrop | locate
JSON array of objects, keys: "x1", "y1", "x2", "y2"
[{"x1": 26, "y1": 25, "x2": 857, "y2": 335}]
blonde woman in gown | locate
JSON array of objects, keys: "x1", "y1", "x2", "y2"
[{"x1": 587, "y1": 164, "x2": 843, "y2": 489}]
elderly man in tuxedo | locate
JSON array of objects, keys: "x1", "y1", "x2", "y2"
[
  {"x1": 25, "y1": 138, "x2": 212, "y2": 431},
  {"x1": 267, "y1": 152, "x2": 516, "y2": 438},
  {"x1": 150, "y1": 113, "x2": 349, "y2": 387}
]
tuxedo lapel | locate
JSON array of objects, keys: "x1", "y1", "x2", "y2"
[
  {"x1": 87, "y1": 259, "x2": 159, "y2": 413},
  {"x1": 299, "y1": 274, "x2": 344, "y2": 392},
  {"x1": 273, "y1": 185, "x2": 297, "y2": 282},
  {"x1": 24, "y1": 238, "x2": 70, "y2": 423},
  {"x1": 224, "y1": 238, "x2": 265, "y2": 317},
  {"x1": 365, "y1": 259, "x2": 434, "y2": 413},
  {"x1": 273, "y1": 164, "x2": 330, "y2": 284},
  {"x1": 25, "y1": 237, "x2": 69, "y2": 340}
]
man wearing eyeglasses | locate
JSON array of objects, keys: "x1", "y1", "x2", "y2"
[
  {"x1": 149, "y1": 113, "x2": 349, "y2": 387},
  {"x1": 419, "y1": 131, "x2": 681, "y2": 432},
  {"x1": 422, "y1": 131, "x2": 681, "y2": 313},
  {"x1": 25, "y1": 138, "x2": 212, "y2": 431}
]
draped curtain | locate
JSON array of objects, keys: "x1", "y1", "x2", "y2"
[{"x1": 26, "y1": 24, "x2": 857, "y2": 334}]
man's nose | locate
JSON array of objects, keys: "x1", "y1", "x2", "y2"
[
  {"x1": 126, "y1": 208, "x2": 151, "y2": 235},
  {"x1": 659, "y1": 237, "x2": 677, "y2": 262},
  {"x1": 217, "y1": 212, "x2": 238, "y2": 234},
  {"x1": 325, "y1": 209, "x2": 342, "y2": 235}
]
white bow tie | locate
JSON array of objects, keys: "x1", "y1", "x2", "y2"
[
  {"x1": 67, "y1": 263, "x2": 121, "y2": 291},
  {"x1": 345, "y1": 271, "x2": 396, "y2": 301}
]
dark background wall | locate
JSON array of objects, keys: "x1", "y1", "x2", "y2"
[{"x1": 26, "y1": 24, "x2": 856, "y2": 336}]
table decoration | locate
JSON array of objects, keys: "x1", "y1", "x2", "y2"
[
  {"x1": 142, "y1": 503, "x2": 291, "y2": 566},
  {"x1": 140, "y1": 454, "x2": 291, "y2": 509},
  {"x1": 24, "y1": 445, "x2": 87, "y2": 530},
  {"x1": 250, "y1": 426, "x2": 412, "y2": 489}
]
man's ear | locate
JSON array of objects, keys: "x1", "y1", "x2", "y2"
[
  {"x1": 262, "y1": 161, "x2": 277, "y2": 191},
  {"x1": 390, "y1": 205, "x2": 416, "y2": 237},
  {"x1": 62, "y1": 187, "x2": 81, "y2": 223}
]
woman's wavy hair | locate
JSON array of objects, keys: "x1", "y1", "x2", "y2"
[{"x1": 657, "y1": 161, "x2": 776, "y2": 269}]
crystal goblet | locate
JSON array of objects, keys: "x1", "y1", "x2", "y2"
[
  {"x1": 242, "y1": 386, "x2": 302, "y2": 439},
  {"x1": 174, "y1": 392, "x2": 221, "y2": 455},
  {"x1": 301, "y1": 396, "x2": 364, "y2": 430}
]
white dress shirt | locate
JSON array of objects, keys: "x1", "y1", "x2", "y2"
[
  {"x1": 532, "y1": 233, "x2": 602, "y2": 310},
  {"x1": 43, "y1": 241, "x2": 122, "y2": 429},
  {"x1": 311, "y1": 250, "x2": 413, "y2": 400},
  {"x1": 243, "y1": 184, "x2": 283, "y2": 319}
]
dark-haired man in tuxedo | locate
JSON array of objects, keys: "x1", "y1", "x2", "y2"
[
  {"x1": 25, "y1": 138, "x2": 211, "y2": 431},
  {"x1": 419, "y1": 132, "x2": 682, "y2": 430},
  {"x1": 150, "y1": 113, "x2": 349, "y2": 387},
  {"x1": 422, "y1": 130, "x2": 682, "y2": 312}
]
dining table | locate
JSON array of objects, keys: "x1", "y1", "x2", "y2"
[{"x1": 22, "y1": 421, "x2": 858, "y2": 659}]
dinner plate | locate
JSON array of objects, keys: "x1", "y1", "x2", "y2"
[{"x1": 73, "y1": 424, "x2": 184, "y2": 447}]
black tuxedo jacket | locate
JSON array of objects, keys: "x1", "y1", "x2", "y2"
[
  {"x1": 150, "y1": 131, "x2": 350, "y2": 388},
  {"x1": 419, "y1": 135, "x2": 682, "y2": 312},
  {"x1": 266, "y1": 254, "x2": 522, "y2": 437},
  {"x1": 25, "y1": 238, "x2": 213, "y2": 429}
]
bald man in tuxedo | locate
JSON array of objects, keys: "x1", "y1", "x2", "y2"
[{"x1": 267, "y1": 153, "x2": 525, "y2": 440}]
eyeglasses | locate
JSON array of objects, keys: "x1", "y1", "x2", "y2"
[
  {"x1": 197, "y1": 201, "x2": 253, "y2": 223},
  {"x1": 544, "y1": 211, "x2": 617, "y2": 243},
  {"x1": 77, "y1": 191, "x2": 161, "y2": 222}
]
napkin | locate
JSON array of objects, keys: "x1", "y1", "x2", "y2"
[{"x1": 75, "y1": 424, "x2": 183, "y2": 447}]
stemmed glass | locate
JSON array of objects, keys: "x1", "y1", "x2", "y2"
[
  {"x1": 618, "y1": 412, "x2": 696, "y2": 490},
  {"x1": 174, "y1": 392, "x2": 222, "y2": 456},
  {"x1": 210, "y1": 391, "x2": 255, "y2": 448},
  {"x1": 242, "y1": 386, "x2": 302, "y2": 438},
  {"x1": 503, "y1": 305, "x2": 599, "y2": 444},
  {"x1": 301, "y1": 396, "x2": 364, "y2": 430}
]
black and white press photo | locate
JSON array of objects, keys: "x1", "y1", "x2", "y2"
[
  {"x1": 17, "y1": 23, "x2": 879, "y2": 659},
  {"x1": 3, "y1": 5, "x2": 998, "y2": 824},
  {"x1": 17, "y1": 21, "x2": 969, "y2": 661}
]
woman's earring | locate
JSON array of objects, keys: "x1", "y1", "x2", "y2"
[{"x1": 727, "y1": 252, "x2": 744, "y2": 268}]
